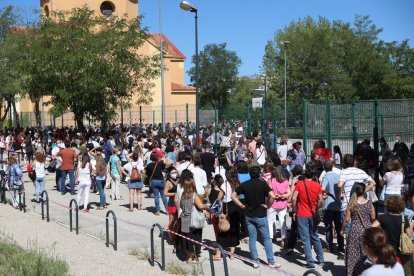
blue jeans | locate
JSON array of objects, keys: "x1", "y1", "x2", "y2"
[
  {"x1": 297, "y1": 217, "x2": 324, "y2": 266},
  {"x1": 96, "y1": 179, "x2": 106, "y2": 207},
  {"x1": 35, "y1": 177, "x2": 45, "y2": 201},
  {"x1": 55, "y1": 168, "x2": 61, "y2": 191},
  {"x1": 61, "y1": 170, "x2": 75, "y2": 194},
  {"x1": 151, "y1": 179, "x2": 167, "y2": 212},
  {"x1": 245, "y1": 216, "x2": 275, "y2": 264}
]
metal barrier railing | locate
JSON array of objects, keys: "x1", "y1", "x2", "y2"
[
  {"x1": 105, "y1": 210, "x2": 117, "y2": 251},
  {"x1": 40, "y1": 190, "x2": 49, "y2": 222},
  {"x1": 18, "y1": 191, "x2": 26, "y2": 213},
  {"x1": 303, "y1": 269, "x2": 322, "y2": 276},
  {"x1": 208, "y1": 242, "x2": 229, "y2": 276},
  {"x1": 69, "y1": 199, "x2": 79, "y2": 234},
  {"x1": 150, "y1": 223, "x2": 165, "y2": 271},
  {"x1": 1, "y1": 177, "x2": 6, "y2": 204}
]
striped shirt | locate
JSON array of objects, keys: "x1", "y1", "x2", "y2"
[{"x1": 340, "y1": 167, "x2": 372, "y2": 211}]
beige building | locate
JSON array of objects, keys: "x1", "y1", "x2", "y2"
[{"x1": 17, "y1": 0, "x2": 196, "y2": 126}]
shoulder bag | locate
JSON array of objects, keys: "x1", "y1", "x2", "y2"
[
  {"x1": 303, "y1": 179, "x2": 322, "y2": 225},
  {"x1": 218, "y1": 181, "x2": 231, "y2": 232},
  {"x1": 399, "y1": 216, "x2": 414, "y2": 255},
  {"x1": 144, "y1": 162, "x2": 158, "y2": 187},
  {"x1": 190, "y1": 193, "x2": 207, "y2": 229}
]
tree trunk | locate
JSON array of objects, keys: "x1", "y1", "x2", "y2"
[
  {"x1": 34, "y1": 96, "x2": 41, "y2": 127},
  {"x1": 0, "y1": 100, "x2": 10, "y2": 128},
  {"x1": 11, "y1": 98, "x2": 20, "y2": 129},
  {"x1": 74, "y1": 114, "x2": 85, "y2": 133}
]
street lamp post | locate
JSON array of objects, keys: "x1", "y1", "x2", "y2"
[
  {"x1": 180, "y1": 1, "x2": 200, "y2": 147},
  {"x1": 283, "y1": 40, "x2": 289, "y2": 130},
  {"x1": 159, "y1": 0, "x2": 166, "y2": 133}
]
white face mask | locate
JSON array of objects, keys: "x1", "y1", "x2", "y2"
[{"x1": 170, "y1": 173, "x2": 178, "y2": 180}]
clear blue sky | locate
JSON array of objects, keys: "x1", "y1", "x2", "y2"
[{"x1": 2, "y1": 0, "x2": 414, "y2": 84}]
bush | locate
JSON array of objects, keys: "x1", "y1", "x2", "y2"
[{"x1": 0, "y1": 239, "x2": 68, "y2": 276}]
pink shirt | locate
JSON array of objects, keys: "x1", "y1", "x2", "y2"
[{"x1": 269, "y1": 179, "x2": 289, "y2": 209}]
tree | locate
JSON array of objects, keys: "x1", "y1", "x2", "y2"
[
  {"x1": 262, "y1": 16, "x2": 414, "y2": 102},
  {"x1": 188, "y1": 43, "x2": 241, "y2": 109},
  {"x1": 23, "y1": 7, "x2": 160, "y2": 130}
]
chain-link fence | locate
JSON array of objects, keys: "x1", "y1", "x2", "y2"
[{"x1": 303, "y1": 98, "x2": 414, "y2": 156}]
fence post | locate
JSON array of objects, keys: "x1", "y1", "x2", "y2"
[
  {"x1": 247, "y1": 102, "x2": 251, "y2": 136},
  {"x1": 214, "y1": 106, "x2": 218, "y2": 154},
  {"x1": 302, "y1": 98, "x2": 308, "y2": 158},
  {"x1": 69, "y1": 199, "x2": 79, "y2": 235},
  {"x1": 208, "y1": 242, "x2": 229, "y2": 276},
  {"x1": 352, "y1": 101, "x2": 358, "y2": 153},
  {"x1": 129, "y1": 109, "x2": 132, "y2": 127},
  {"x1": 373, "y1": 99, "x2": 380, "y2": 183},
  {"x1": 105, "y1": 210, "x2": 117, "y2": 251},
  {"x1": 186, "y1": 103, "x2": 189, "y2": 135},
  {"x1": 326, "y1": 98, "x2": 332, "y2": 151},
  {"x1": 261, "y1": 98, "x2": 266, "y2": 147},
  {"x1": 175, "y1": 110, "x2": 178, "y2": 126},
  {"x1": 152, "y1": 110, "x2": 155, "y2": 126},
  {"x1": 139, "y1": 106, "x2": 142, "y2": 128},
  {"x1": 41, "y1": 190, "x2": 49, "y2": 222},
  {"x1": 150, "y1": 223, "x2": 165, "y2": 271},
  {"x1": 273, "y1": 116, "x2": 277, "y2": 152}
]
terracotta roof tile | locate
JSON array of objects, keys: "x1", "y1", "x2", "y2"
[
  {"x1": 149, "y1": 33, "x2": 186, "y2": 60},
  {"x1": 171, "y1": 82, "x2": 196, "y2": 92}
]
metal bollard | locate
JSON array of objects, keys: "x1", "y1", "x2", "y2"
[
  {"x1": 41, "y1": 190, "x2": 49, "y2": 222},
  {"x1": 19, "y1": 191, "x2": 26, "y2": 213},
  {"x1": 105, "y1": 210, "x2": 117, "y2": 251},
  {"x1": 208, "y1": 242, "x2": 229, "y2": 276},
  {"x1": 1, "y1": 178, "x2": 5, "y2": 204},
  {"x1": 69, "y1": 199, "x2": 79, "y2": 235},
  {"x1": 150, "y1": 223, "x2": 165, "y2": 271}
]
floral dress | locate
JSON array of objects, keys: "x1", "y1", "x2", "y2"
[{"x1": 346, "y1": 200, "x2": 372, "y2": 276}]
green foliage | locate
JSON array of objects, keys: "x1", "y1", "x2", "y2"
[
  {"x1": 0, "y1": 238, "x2": 68, "y2": 276},
  {"x1": 262, "y1": 15, "x2": 414, "y2": 103},
  {"x1": 188, "y1": 43, "x2": 241, "y2": 108},
  {"x1": 21, "y1": 7, "x2": 160, "y2": 130}
]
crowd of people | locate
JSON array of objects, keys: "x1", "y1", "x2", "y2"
[{"x1": 1, "y1": 124, "x2": 414, "y2": 275}]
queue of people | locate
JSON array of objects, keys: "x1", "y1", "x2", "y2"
[{"x1": 1, "y1": 125, "x2": 413, "y2": 275}]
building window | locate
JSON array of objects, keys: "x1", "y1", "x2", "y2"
[
  {"x1": 100, "y1": 1, "x2": 115, "y2": 17},
  {"x1": 44, "y1": 5, "x2": 50, "y2": 17}
]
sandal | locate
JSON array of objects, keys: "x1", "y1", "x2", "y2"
[
  {"x1": 268, "y1": 263, "x2": 281, "y2": 269},
  {"x1": 97, "y1": 206, "x2": 105, "y2": 210},
  {"x1": 187, "y1": 258, "x2": 198, "y2": 264},
  {"x1": 212, "y1": 256, "x2": 222, "y2": 261},
  {"x1": 128, "y1": 208, "x2": 133, "y2": 212}
]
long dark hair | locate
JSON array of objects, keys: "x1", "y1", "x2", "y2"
[
  {"x1": 363, "y1": 227, "x2": 397, "y2": 267},
  {"x1": 81, "y1": 153, "x2": 90, "y2": 169}
]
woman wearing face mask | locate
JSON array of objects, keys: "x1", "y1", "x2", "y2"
[{"x1": 164, "y1": 167, "x2": 179, "y2": 252}]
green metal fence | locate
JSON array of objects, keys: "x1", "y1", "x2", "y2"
[{"x1": 303, "y1": 98, "x2": 414, "y2": 156}]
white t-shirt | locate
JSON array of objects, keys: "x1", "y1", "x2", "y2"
[
  {"x1": 214, "y1": 166, "x2": 227, "y2": 182},
  {"x1": 277, "y1": 145, "x2": 288, "y2": 160},
  {"x1": 339, "y1": 167, "x2": 373, "y2": 211},
  {"x1": 122, "y1": 160, "x2": 144, "y2": 181},
  {"x1": 191, "y1": 167, "x2": 208, "y2": 195},
  {"x1": 361, "y1": 263, "x2": 404, "y2": 276},
  {"x1": 220, "y1": 181, "x2": 232, "y2": 203},
  {"x1": 78, "y1": 163, "x2": 92, "y2": 185},
  {"x1": 256, "y1": 146, "x2": 266, "y2": 166},
  {"x1": 177, "y1": 161, "x2": 194, "y2": 175},
  {"x1": 34, "y1": 161, "x2": 46, "y2": 178},
  {"x1": 384, "y1": 171, "x2": 403, "y2": 195},
  {"x1": 334, "y1": 153, "x2": 341, "y2": 165}
]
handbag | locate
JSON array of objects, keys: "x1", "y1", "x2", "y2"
[
  {"x1": 366, "y1": 189, "x2": 378, "y2": 203},
  {"x1": 190, "y1": 194, "x2": 207, "y2": 229},
  {"x1": 28, "y1": 170, "x2": 36, "y2": 182},
  {"x1": 399, "y1": 216, "x2": 414, "y2": 255},
  {"x1": 303, "y1": 179, "x2": 322, "y2": 225},
  {"x1": 218, "y1": 181, "x2": 231, "y2": 232}
]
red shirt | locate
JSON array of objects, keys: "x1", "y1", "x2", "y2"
[
  {"x1": 57, "y1": 148, "x2": 76, "y2": 170},
  {"x1": 294, "y1": 179, "x2": 322, "y2": 217}
]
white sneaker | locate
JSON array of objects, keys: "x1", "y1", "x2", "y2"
[{"x1": 96, "y1": 191, "x2": 99, "y2": 195}]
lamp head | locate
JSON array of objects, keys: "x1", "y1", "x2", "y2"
[{"x1": 180, "y1": 1, "x2": 198, "y2": 12}]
